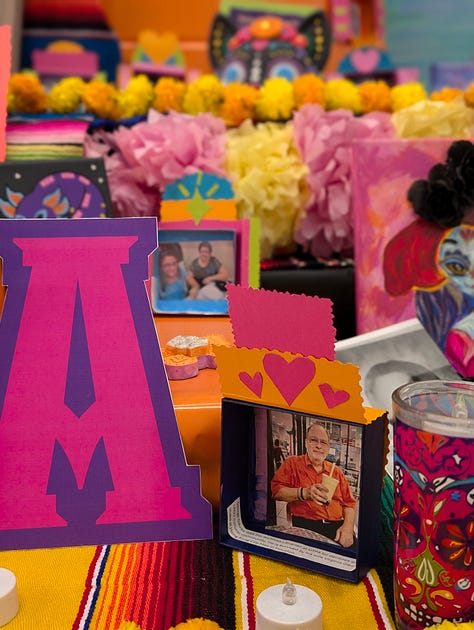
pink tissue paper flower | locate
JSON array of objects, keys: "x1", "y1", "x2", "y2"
[
  {"x1": 84, "y1": 110, "x2": 227, "y2": 218},
  {"x1": 292, "y1": 103, "x2": 394, "y2": 258}
]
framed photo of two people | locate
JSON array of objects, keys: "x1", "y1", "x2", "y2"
[
  {"x1": 152, "y1": 219, "x2": 255, "y2": 315},
  {"x1": 219, "y1": 399, "x2": 386, "y2": 583}
]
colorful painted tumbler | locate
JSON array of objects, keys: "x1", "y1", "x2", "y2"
[{"x1": 392, "y1": 381, "x2": 474, "y2": 630}]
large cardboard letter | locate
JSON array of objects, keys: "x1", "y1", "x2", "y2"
[{"x1": 0, "y1": 218, "x2": 212, "y2": 549}]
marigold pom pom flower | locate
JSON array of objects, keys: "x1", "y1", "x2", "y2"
[
  {"x1": 168, "y1": 618, "x2": 224, "y2": 630},
  {"x1": 390, "y1": 82, "x2": 427, "y2": 112},
  {"x1": 48, "y1": 77, "x2": 86, "y2": 113},
  {"x1": 293, "y1": 74, "x2": 325, "y2": 109},
  {"x1": 82, "y1": 79, "x2": 120, "y2": 120},
  {"x1": 225, "y1": 119, "x2": 308, "y2": 258},
  {"x1": 324, "y1": 78, "x2": 362, "y2": 113},
  {"x1": 254, "y1": 77, "x2": 295, "y2": 121},
  {"x1": 358, "y1": 80, "x2": 391, "y2": 113},
  {"x1": 117, "y1": 74, "x2": 155, "y2": 119},
  {"x1": 153, "y1": 77, "x2": 187, "y2": 113},
  {"x1": 220, "y1": 82, "x2": 258, "y2": 127},
  {"x1": 183, "y1": 74, "x2": 224, "y2": 116},
  {"x1": 430, "y1": 86, "x2": 463, "y2": 102},
  {"x1": 7, "y1": 73, "x2": 48, "y2": 114}
]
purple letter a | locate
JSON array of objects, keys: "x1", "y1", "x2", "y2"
[{"x1": 0, "y1": 218, "x2": 211, "y2": 550}]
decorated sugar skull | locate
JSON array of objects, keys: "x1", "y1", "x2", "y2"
[
  {"x1": 209, "y1": 12, "x2": 331, "y2": 86},
  {"x1": 383, "y1": 140, "x2": 474, "y2": 379}
]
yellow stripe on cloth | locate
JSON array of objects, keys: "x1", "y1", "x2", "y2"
[
  {"x1": 0, "y1": 545, "x2": 97, "y2": 629},
  {"x1": 233, "y1": 551, "x2": 395, "y2": 630}
]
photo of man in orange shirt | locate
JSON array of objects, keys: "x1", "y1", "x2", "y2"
[{"x1": 271, "y1": 423, "x2": 357, "y2": 549}]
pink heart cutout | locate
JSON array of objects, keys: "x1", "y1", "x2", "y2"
[
  {"x1": 239, "y1": 371, "x2": 263, "y2": 398},
  {"x1": 351, "y1": 48, "x2": 380, "y2": 73},
  {"x1": 319, "y1": 383, "x2": 349, "y2": 408},
  {"x1": 263, "y1": 354, "x2": 315, "y2": 406}
]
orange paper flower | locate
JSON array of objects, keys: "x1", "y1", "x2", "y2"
[
  {"x1": 220, "y1": 82, "x2": 258, "y2": 127},
  {"x1": 82, "y1": 79, "x2": 120, "y2": 120},
  {"x1": 358, "y1": 80, "x2": 392, "y2": 113},
  {"x1": 431, "y1": 86, "x2": 463, "y2": 102},
  {"x1": 7, "y1": 73, "x2": 48, "y2": 114},
  {"x1": 153, "y1": 77, "x2": 187, "y2": 113},
  {"x1": 464, "y1": 81, "x2": 474, "y2": 107},
  {"x1": 293, "y1": 74, "x2": 325, "y2": 109}
]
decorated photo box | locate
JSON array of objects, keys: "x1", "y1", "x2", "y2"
[
  {"x1": 152, "y1": 172, "x2": 260, "y2": 315},
  {"x1": 215, "y1": 286, "x2": 388, "y2": 583}
]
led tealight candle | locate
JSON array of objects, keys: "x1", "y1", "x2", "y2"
[
  {"x1": 256, "y1": 579, "x2": 323, "y2": 630},
  {"x1": 0, "y1": 568, "x2": 19, "y2": 627}
]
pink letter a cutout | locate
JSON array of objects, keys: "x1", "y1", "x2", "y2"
[{"x1": 0, "y1": 218, "x2": 211, "y2": 550}]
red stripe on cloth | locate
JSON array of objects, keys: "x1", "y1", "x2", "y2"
[
  {"x1": 71, "y1": 545, "x2": 106, "y2": 630},
  {"x1": 363, "y1": 574, "x2": 387, "y2": 629},
  {"x1": 243, "y1": 552, "x2": 256, "y2": 629}
]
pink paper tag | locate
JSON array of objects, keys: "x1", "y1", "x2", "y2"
[{"x1": 227, "y1": 285, "x2": 335, "y2": 359}]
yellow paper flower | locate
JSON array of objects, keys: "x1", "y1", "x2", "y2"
[
  {"x1": 292, "y1": 74, "x2": 325, "y2": 109},
  {"x1": 153, "y1": 77, "x2": 187, "y2": 113},
  {"x1": 183, "y1": 74, "x2": 224, "y2": 116},
  {"x1": 254, "y1": 77, "x2": 295, "y2": 121},
  {"x1": 358, "y1": 80, "x2": 391, "y2": 113},
  {"x1": 220, "y1": 82, "x2": 258, "y2": 127},
  {"x1": 47, "y1": 77, "x2": 86, "y2": 113},
  {"x1": 7, "y1": 73, "x2": 48, "y2": 114},
  {"x1": 390, "y1": 82, "x2": 427, "y2": 112},
  {"x1": 117, "y1": 74, "x2": 155, "y2": 119},
  {"x1": 391, "y1": 96, "x2": 474, "y2": 138},
  {"x1": 324, "y1": 78, "x2": 362, "y2": 113},
  {"x1": 430, "y1": 86, "x2": 463, "y2": 102},
  {"x1": 82, "y1": 79, "x2": 120, "y2": 120},
  {"x1": 168, "y1": 619, "x2": 224, "y2": 630},
  {"x1": 225, "y1": 119, "x2": 308, "y2": 258}
]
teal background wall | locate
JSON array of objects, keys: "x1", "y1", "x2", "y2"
[{"x1": 385, "y1": 0, "x2": 474, "y2": 89}]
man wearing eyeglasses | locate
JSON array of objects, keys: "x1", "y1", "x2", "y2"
[{"x1": 271, "y1": 423, "x2": 357, "y2": 548}]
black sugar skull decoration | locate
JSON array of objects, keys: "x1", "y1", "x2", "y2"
[{"x1": 209, "y1": 11, "x2": 331, "y2": 86}]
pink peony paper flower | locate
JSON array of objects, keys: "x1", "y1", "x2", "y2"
[
  {"x1": 84, "y1": 110, "x2": 227, "y2": 218},
  {"x1": 292, "y1": 103, "x2": 394, "y2": 257}
]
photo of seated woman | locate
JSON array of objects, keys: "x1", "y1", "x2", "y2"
[
  {"x1": 186, "y1": 240, "x2": 229, "y2": 300},
  {"x1": 156, "y1": 242, "x2": 192, "y2": 301},
  {"x1": 152, "y1": 231, "x2": 236, "y2": 314}
]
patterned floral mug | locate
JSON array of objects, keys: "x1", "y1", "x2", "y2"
[{"x1": 392, "y1": 381, "x2": 474, "y2": 630}]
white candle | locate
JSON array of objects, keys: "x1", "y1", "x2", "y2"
[
  {"x1": 0, "y1": 568, "x2": 19, "y2": 627},
  {"x1": 256, "y1": 581, "x2": 323, "y2": 630}
]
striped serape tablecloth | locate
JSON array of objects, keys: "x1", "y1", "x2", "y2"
[
  {"x1": 5, "y1": 118, "x2": 91, "y2": 161},
  {"x1": 0, "y1": 480, "x2": 395, "y2": 630}
]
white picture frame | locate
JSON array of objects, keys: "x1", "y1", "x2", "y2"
[{"x1": 335, "y1": 318, "x2": 458, "y2": 413}]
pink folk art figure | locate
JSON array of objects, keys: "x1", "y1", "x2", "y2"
[{"x1": 383, "y1": 140, "x2": 474, "y2": 379}]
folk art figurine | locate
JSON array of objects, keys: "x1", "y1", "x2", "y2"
[
  {"x1": 383, "y1": 140, "x2": 474, "y2": 379},
  {"x1": 208, "y1": 11, "x2": 331, "y2": 86}
]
